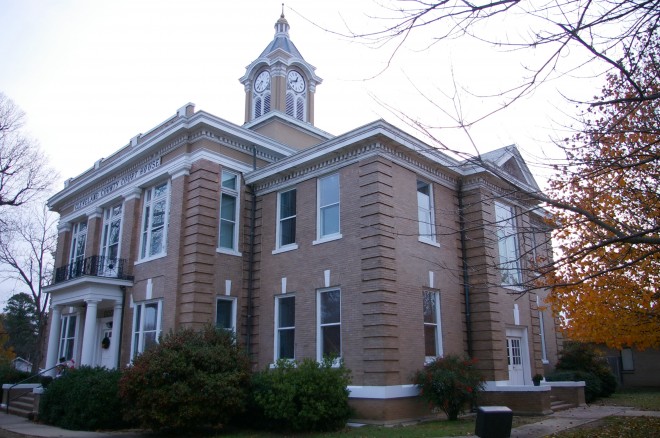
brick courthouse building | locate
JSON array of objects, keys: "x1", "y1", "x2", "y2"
[{"x1": 44, "y1": 13, "x2": 568, "y2": 421}]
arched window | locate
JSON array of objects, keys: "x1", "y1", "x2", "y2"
[{"x1": 286, "y1": 92, "x2": 306, "y2": 121}]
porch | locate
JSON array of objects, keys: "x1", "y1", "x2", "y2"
[{"x1": 44, "y1": 255, "x2": 133, "y2": 375}]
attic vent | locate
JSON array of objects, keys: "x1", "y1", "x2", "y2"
[{"x1": 502, "y1": 158, "x2": 526, "y2": 183}]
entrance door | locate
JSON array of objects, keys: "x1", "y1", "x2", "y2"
[
  {"x1": 96, "y1": 318, "x2": 114, "y2": 369},
  {"x1": 506, "y1": 336, "x2": 525, "y2": 385}
]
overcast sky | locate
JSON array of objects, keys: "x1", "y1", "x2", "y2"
[{"x1": 0, "y1": 0, "x2": 602, "y2": 302}]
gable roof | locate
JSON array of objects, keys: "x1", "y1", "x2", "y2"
[{"x1": 463, "y1": 144, "x2": 541, "y2": 192}]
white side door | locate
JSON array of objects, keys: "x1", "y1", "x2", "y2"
[{"x1": 507, "y1": 336, "x2": 525, "y2": 385}]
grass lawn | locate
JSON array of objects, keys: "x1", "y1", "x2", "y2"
[
  {"x1": 213, "y1": 387, "x2": 660, "y2": 437},
  {"x1": 549, "y1": 416, "x2": 660, "y2": 437},
  {"x1": 593, "y1": 387, "x2": 660, "y2": 410},
  {"x1": 216, "y1": 415, "x2": 542, "y2": 437}
]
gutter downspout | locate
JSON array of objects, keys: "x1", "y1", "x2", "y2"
[
  {"x1": 245, "y1": 147, "x2": 257, "y2": 359},
  {"x1": 458, "y1": 179, "x2": 473, "y2": 358}
]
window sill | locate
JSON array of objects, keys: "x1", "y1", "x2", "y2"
[
  {"x1": 217, "y1": 247, "x2": 242, "y2": 257},
  {"x1": 134, "y1": 253, "x2": 167, "y2": 265},
  {"x1": 272, "y1": 244, "x2": 298, "y2": 255},
  {"x1": 418, "y1": 237, "x2": 440, "y2": 248},
  {"x1": 316, "y1": 357, "x2": 342, "y2": 368},
  {"x1": 502, "y1": 284, "x2": 525, "y2": 292},
  {"x1": 313, "y1": 234, "x2": 342, "y2": 245},
  {"x1": 425, "y1": 355, "x2": 443, "y2": 365},
  {"x1": 269, "y1": 359, "x2": 296, "y2": 368}
]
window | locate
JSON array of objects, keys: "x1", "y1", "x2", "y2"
[
  {"x1": 506, "y1": 337, "x2": 522, "y2": 366},
  {"x1": 275, "y1": 296, "x2": 295, "y2": 360},
  {"x1": 317, "y1": 174, "x2": 340, "y2": 241},
  {"x1": 621, "y1": 348, "x2": 634, "y2": 371},
  {"x1": 285, "y1": 92, "x2": 305, "y2": 121},
  {"x1": 140, "y1": 181, "x2": 169, "y2": 260},
  {"x1": 538, "y1": 298, "x2": 549, "y2": 363},
  {"x1": 216, "y1": 297, "x2": 236, "y2": 332},
  {"x1": 277, "y1": 189, "x2": 297, "y2": 249},
  {"x1": 131, "y1": 300, "x2": 162, "y2": 359},
  {"x1": 423, "y1": 291, "x2": 443, "y2": 361},
  {"x1": 58, "y1": 314, "x2": 78, "y2": 361},
  {"x1": 69, "y1": 221, "x2": 88, "y2": 276},
  {"x1": 219, "y1": 171, "x2": 240, "y2": 253},
  {"x1": 100, "y1": 203, "x2": 122, "y2": 276},
  {"x1": 317, "y1": 289, "x2": 341, "y2": 360},
  {"x1": 495, "y1": 202, "x2": 522, "y2": 286},
  {"x1": 417, "y1": 180, "x2": 436, "y2": 243}
]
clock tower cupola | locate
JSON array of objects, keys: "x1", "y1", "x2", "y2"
[{"x1": 240, "y1": 9, "x2": 322, "y2": 125}]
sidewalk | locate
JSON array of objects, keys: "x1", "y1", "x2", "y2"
[
  {"x1": 509, "y1": 405, "x2": 660, "y2": 438},
  {"x1": 0, "y1": 405, "x2": 658, "y2": 438},
  {"x1": 0, "y1": 413, "x2": 146, "y2": 438}
]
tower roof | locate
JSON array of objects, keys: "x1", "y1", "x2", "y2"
[
  {"x1": 257, "y1": 12, "x2": 304, "y2": 60},
  {"x1": 239, "y1": 10, "x2": 322, "y2": 87}
]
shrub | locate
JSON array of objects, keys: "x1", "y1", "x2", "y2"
[
  {"x1": 0, "y1": 363, "x2": 31, "y2": 383},
  {"x1": 38, "y1": 366, "x2": 128, "y2": 430},
  {"x1": 546, "y1": 370, "x2": 602, "y2": 403},
  {"x1": 119, "y1": 325, "x2": 251, "y2": 432},
  {"x1": 413, "y1": 355, "x2": 485, "y2": 420},
  {"x1": 555, "y1": 342, "x2": 617, "y2": 397},
  {"x1": 249, "y1": 358, "x2": 352, "y2": 432}
]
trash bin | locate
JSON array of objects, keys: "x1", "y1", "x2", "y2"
[{"x1": 474, "y1": 406, "x2": 513, "y2": 438}]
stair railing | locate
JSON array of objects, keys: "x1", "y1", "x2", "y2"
[{"x1": 5, "y1": 364, "x2": 60, "y2": 414}]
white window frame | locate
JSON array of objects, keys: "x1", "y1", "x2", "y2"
[
  {"x1": 139, "y1": 181, "x2": 170, "y2": 261},
  {"x1": 131, "y1": 300, "x2": 163, "y2": 360},
  {"x1": 274, "y1": 188, "x2": 298, "y2": 253},
  {"x1": 537, "y1": 296, "x2": 549, "y2": 364},
  {"x1": 100, "y1": 203, "x2": 123, "y2": 276},
  {"x1": 58, "y1": 313, "x2": 79, "y2": 362},
  {"x1": 314, "y1": 173, "x2": 342, "y2": 244},
  {"x1": 495, "y1": 202, "x2": 522, "y2": 286},
  {"x1": 417, "y1": 180, "x2": 438, "y2": 246},
  {"x1": 216, "y1": 296, "x2": 237, "y2": 332},
  {"x1": 317, "y1": 288, "x2": 341, "y2": 362},
  {"x1": 274, "y1": 295, "x2": 295, "y2": 361},
  {"x1": 423, "y1": 291, "x2": 443, "y2": 363},
  {"x1": 218, "y1": 170, "x2": 241, "y2": 255},
  {"x1": 621, "y1": 348, "x2": 634, "y2": 371}
]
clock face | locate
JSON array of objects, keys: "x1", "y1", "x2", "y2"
[
  {"x1": 287, "y1": 71, "x2": 305, "y2": 93},
  {"x1": 254, "y1": 71, "x2": 270, "y2": 93}
]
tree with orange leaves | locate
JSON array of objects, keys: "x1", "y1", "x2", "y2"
[{"x1": 545, "y1": 30, "x2": 659, "y2": 350}]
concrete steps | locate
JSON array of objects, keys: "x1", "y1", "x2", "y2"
[
  {"x1": 550, "y1": 396, "x2": 574, "y2": 412},
  {"x1": 7, "y1": 392, "x2": 37, "y2": 419}
]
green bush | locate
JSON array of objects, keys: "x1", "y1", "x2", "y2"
[
  {"x1": 119, "y1": 325, "x2": 251, "y2": 432},
  {"x1": 38, "y1": 366, "x2": 128, "y2": 430},
  {"x1": 249, "y1": 358, "x2": 352, "y2": 432},
  {"x1": 413, "y1": 356, "x2": 485, "y2": 421},
  {"x1": 555, "y1": 342, "x2": 617, "y2": 397},
  {"x1": 0, "y1": 363, "x2": 31, "y2": 383},
  {"x1": 546, "y1": 370, "x2": 602, "y2": 403}
]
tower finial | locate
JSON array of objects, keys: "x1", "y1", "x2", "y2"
[{"x1": 275, "y1": 5, "x2": 290, "y2": 36}]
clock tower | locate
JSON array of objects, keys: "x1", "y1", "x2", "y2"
[{"x1": 239, "y1": 11, "x2": 322, "y2": 126}]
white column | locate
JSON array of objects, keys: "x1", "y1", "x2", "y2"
[
  {"x1": 110, "y1": 302, "x2": 123, "y2": 369},
  {"x1": 80, "y1": 300, "x2": 99, "y2": 366},
  {"x1": 45, "y1": 305, "x2": 63, "y2": 376}
]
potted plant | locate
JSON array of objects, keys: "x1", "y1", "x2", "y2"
[{"x1": 532, "y1": 374, "x2": 544, "y2": 386}]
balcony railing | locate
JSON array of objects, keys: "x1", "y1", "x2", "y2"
[{"x1": 54, "y1": 255, "x2": 134, "y2": 284}]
